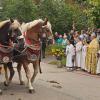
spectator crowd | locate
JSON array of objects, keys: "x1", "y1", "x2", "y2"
[{"x1": 53, "y1": 28, "x2": 100, "y2": 75}]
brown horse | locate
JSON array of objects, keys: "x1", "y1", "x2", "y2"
[
  {"x1": 0, "y1": 19, "x2": 22, "y2": 94},
  {"x1": 11, "y1": 18, "x2": 53, "y2": 93}
]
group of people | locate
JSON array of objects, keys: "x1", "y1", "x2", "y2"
[{"x1": 54, "y1": 29, "x2": 100, "y2": 75}]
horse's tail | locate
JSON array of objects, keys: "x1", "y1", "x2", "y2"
[{"x1": 39, "y1": 58, "x2": 42, "y2": 74}]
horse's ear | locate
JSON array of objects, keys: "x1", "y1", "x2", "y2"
[
  {"x1": 43, "y1": 18, "x2": 48, "y2": 25},
  {"x1": 10, "y1": 18, "x2": 14, "y2": 23}
]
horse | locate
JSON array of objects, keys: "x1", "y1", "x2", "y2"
[
  {"x1": 0, "y1": 19, "x2": 22, "y2": 94},
  {"x1": 11, "y1": 18, "x2": 53, "y2": 93}
]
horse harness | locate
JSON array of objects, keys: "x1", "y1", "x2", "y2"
[
  {"x1": 0, "y1": 44, "x2": 13, "y2": 64},
  {"x1": 12, "y1": 36, "x2": 41, "y2": 62}
]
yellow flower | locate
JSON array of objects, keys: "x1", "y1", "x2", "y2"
[{"x1": 52, "y1": 49, "x2": 55, "y2": 52}]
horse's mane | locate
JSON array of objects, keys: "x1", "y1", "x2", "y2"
[
  {"x1": 0, "y1": 19, "x2": 20, "y2": 29},
  {"x1": 21, "y1": 19, "x2": 44, "y2": 33},
  {"x1": 0, "y1": 20, "x2": 10, "y2": 28},
  {"x1": 28, "y1": 19, "x2": 44, "y2": 29},
  {"x1": 21, "y1": 19, "x2": 52, "y2": 34},
  {"x1": 0, "y1": 19, "x2": 21, "y2": 46}
]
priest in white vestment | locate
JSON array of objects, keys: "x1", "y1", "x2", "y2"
[
  {"x1": 81, "y1": 39, "x2": 88, "y2": 70},
  {"x1": 75, "y1": 37, "x2": 83, "y2": 68}
]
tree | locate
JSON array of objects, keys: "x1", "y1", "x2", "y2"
[
  {"x1": 37, "y1": 0, "x2": 73, "y2": 33},
  {"x1": 1, "y1": 0, "x2": 95, "y2": 33},
  {"x1": 38, "y1": 0, "x2": 91, "y2": 33},
  {"x1": 88, "y1": 0, "x2": 100, "y2": 28},
  {"x1": 33, "y1": 0, "x2": 41, "y2": 4},
  {"x1": 2, "y1": 0, "x2": 38, "y2": 22},
  {"x1": 75, "y1": 0, "x2": 100, "y2": 28}
]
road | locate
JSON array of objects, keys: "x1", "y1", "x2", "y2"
[{"x1": 0, "y1": 56, "x2": 100, "y2": 100}]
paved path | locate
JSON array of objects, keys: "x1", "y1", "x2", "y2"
[{"x1": 0, "y1": 56, "x2": 100, "y2": 100}]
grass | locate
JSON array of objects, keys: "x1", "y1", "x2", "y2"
[
  {"x1": 48, "y1": 60, "x2": 58, "y2": 65},
  {"x1": 61, "y1": 57, "x2": 66, "y2": 66},
  {"x1": 48, "y1": 56, "x2": 66, "y2": 66}
]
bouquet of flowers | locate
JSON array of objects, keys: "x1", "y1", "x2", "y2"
[{"x1": 51, "y1": 45, "x2": 65, "y2": 60}]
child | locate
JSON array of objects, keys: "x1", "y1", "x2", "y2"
[{"x1": 66, "y1": 40, "x2": 75, "y2": 71}]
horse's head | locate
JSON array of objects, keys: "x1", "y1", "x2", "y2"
[
  {"x1": 10, "y1": 19, "x2": 22, "y2": 42},
  {"x1": 41, "y1": 18, "x2": 53, "y2": 39},
  {"x1": 0, "y1": 19, "x2": 22, "y2": 46},
  {"x1": 21, "y1": 18, "x2": 53, "y2": 43}
]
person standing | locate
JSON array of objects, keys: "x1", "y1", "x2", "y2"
[
  {"x1": 62, "y1": 34, "x2": 68, "y2": 46},
  {"x1": 81, "y1": 39, "x2": 88, "y2": 71},
  {"x1": 75, "y1": 37, "x2": 83, "y2": 69},
  {"x1": 57, "y1": 34, "x2": 63, "y2": 45},
  {"x1": 54, "y1": 32, "x2": 59, "y2": 44},
  {"x1": 96, "y1": 29, "x2": 100, "y2": 74},
  {"x1": 41, "y1": 33, "x2": 47, "y2": 58},
  {"x1": 66, "y1": 40, "x2": 75, "y2": 71},
  {"x1": 86, "y1": 33, "x2": 99, "y2": 74},
  {"x1": 62, "y1": 34, "x2": 68, "y2": 53},
  {"x1": 96, "y1": 50, "x2": 100, "y2": 74}
]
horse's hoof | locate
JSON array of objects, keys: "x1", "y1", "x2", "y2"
[
  {"x1": 4, "y1": 81, "x2": 9, "y2": 87},
  {"x1": 0, "y1": 90, "x2": 2, "y2": 95},
  {"x1": 20, "y1": 81, "x2": 25, "y2": 85},
  {"x1": 29, "y1": 89, "x2": 35, "y2": 94}
]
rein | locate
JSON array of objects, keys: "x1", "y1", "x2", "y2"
[{"x1": 0, "y1": 44, "x2": 13, "y2": 48}]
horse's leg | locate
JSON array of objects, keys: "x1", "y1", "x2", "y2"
[
  {"x1": 4, "y1": 62, "x2": 15, "y2": 86},
  {"x1": 0, "y1": 89, "x2": 2, "y2": 95},
  {"x1": 7, "y1": 62, "x2": 15, "y2": 83},
  {"x1": 23, "y1": 62, "x2": 34, "y2": 93},
  {"x1": 17, "y1": 63, "x2": 24, "y2": 85},
  {"x1": 31, "y1": 60, "x2": 38, "y2": 83},
  {"x1": 4, "y1": 64, "x2": 9, "y2": 86},
  {"x1": 0, "y1": 65, "x2": 2, "y2": 74},
  {"x1": 39, "y1": 56, "x2": 42, "y2": 73}
]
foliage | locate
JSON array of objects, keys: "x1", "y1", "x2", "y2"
[
  {"x1": 68, "y1": 4, "x2": 90, "y2": 30},
  {"x1": 33, "y1": 0, "x2": 41, "y2": 5},
  {"x1": 37, "y1": 0, "x2": 73, "y2": 33},
  {"x1": 88, "y1": 0, "x2": 100, "y2": 28},
  {"x1": 0, "y1": 0, "x2": 99, "y2": 33},
  {"x1": 76, "y1": 0, "x2": 100, "y2": 28},
  {"x1": 1, "y1": 0, "x2": 38, "y2": 22},
  {"x1": 37, "y1": 0, "x2": 92, "y2": 32}
]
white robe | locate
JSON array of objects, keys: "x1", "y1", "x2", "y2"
[
  {"x1": 66, "y1": 44, "x2": 75, "y2": 67},
  {"x1": 81, "y1": 45, "x2": 87, "y2": 70},
  {"x1": 75, "y1": 41, "x2": 82, "y2": 67},
  {"x1": 96, "y1": 50, "x2": 100, "y2": 74}
]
